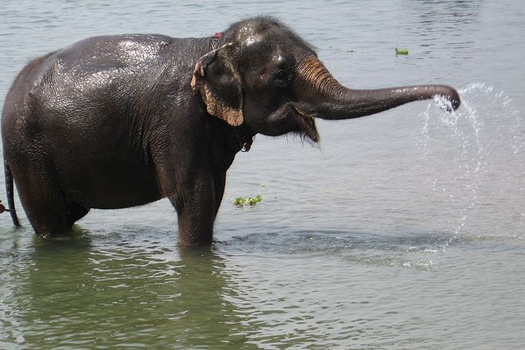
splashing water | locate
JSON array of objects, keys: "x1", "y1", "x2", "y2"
[{"x1": 418, "y1": 83, "x2": 525, "y2": 248}]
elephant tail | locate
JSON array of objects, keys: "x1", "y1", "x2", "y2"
[{"x1": 4, "y1": 159, "x2": 21, "y2": 227}]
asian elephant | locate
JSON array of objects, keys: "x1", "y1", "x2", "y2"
[{"x1": 1, "y1": 17, "x2": 460, "y2": 246}]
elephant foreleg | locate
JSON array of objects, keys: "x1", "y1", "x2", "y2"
[
  {"x1": 168, "y1": 171, "x2": 217, "y2": 246},
  {"x1": 213, "y1": 172, "x2": 226, "y2": 218}
]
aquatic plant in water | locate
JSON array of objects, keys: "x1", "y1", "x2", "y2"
[
  {"x1": 233, "y1": 184, "x2": 265, "y2": 206},
  {"x1": 233, "y1": 195, "x2": 262, "y2": 206}
]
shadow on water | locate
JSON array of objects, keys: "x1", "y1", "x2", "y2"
[
  {"x1": 1, "y1": 228, "x2": 263, "y2": 349},
  {"x1": 223, "y1": 229, "x2": 482, "y2": 271}
]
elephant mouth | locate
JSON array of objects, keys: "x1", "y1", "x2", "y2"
[
  {"x1": 290, "y1": 104, "x2": 319, "y2": 142},
  {"x1": 260, "y1": 103, "x2": 319, "y2": 142}
]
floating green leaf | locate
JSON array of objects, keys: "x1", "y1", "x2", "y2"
[{"x1": 395, "y1": 48, "x2": 409, "y2": 55}]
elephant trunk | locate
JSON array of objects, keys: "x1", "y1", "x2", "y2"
[{"x1": 294, "y1": 56, "x2": 460, "y2": 120}]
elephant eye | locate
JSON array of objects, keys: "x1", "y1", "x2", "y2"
[{"x1": 272, "y1": 69, "x2": 292, "y2": 87}]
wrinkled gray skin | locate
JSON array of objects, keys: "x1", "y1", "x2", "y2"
[{"x1": 1, "y1": 17, "x2": 460, "y2": 246}]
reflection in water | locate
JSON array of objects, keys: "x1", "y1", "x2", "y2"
[
  {"x1": 4, "y1": 231, "x2": 259, "y2": 348},
  {"x1": 2, "y1": 227, "x2": 466, "y2": 348}
]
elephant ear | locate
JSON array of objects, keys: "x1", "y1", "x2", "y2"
[{"x1": 191, "y1": 44, "x2": 244, "y2": 126}]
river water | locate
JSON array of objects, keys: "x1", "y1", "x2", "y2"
[{"x1": 1, "y1": 0, "x2": 524, "y2": 349}]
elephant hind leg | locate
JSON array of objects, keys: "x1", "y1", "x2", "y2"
[
  {"x1": 23, "y1": 199, "x2": 89, "y2": 236},
  {"x1": 10, "y1": 161, "x2": 71, "y2": 237},
  {"x1": 67, "y1": 201, "x2": 90, "y2": 228},
  {"x1": 19, "y1": 192, "x2": 70, "y2": 238}
]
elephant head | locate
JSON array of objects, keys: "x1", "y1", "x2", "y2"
[{"x1": 192, "y1": 17, "x2": 460, "y2": 142}]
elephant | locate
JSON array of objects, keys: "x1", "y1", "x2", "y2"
[{"x1": 1, "y1": 17, "x2": 460, "y2": 246}]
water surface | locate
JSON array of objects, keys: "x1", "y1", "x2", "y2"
[{"x1": 1, "y1": 0, "x2": 524, "y2": 349}]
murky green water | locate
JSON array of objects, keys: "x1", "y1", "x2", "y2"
[{"x1": 1, "y1": 0, "x2": 525, "y2": 348}]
